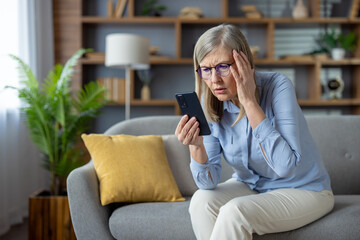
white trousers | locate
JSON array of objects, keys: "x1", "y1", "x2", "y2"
[{"x1": 189, "y1": 178, "x2": 334, "y2": 240}]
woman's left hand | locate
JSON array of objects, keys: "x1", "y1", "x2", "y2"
[{"x1": 230, "y1": 50, "x2": 257, "y2": 108}]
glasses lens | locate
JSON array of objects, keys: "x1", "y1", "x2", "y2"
[
  {"x1": 197, "y1": 64, "x2": 231, "y2": 80},
  {"x1": 198, "y1": 67, "x2": 211, "y2": 80},
  {"x1": 216, "y1": 64, "x2": 230, "y2": 77}
]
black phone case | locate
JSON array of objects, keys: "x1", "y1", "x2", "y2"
[{"x1": 175, "y1": 92, "x2": 211, "y2": 136}]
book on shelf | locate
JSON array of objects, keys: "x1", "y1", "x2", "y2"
[
  {"x1": 98, "y1": 77, "x2": 126, "y2": 103},
  {"x1": 310, "y1": 0, "x2": 321, "y2": 18},
  {"x1": 107, "y1": 0, "x2": 114, "y2": 17},
  {"x1": 115, "y1": 0, "x2": 128, "y2": 18},
  {"x1": 245, "y1": 11, "x2": 262, "y2": 19},
  {"x1": 241, "y1": 5, "x2": 257, "y2": 12},
  {"x1": 241, "y1": 4, "x2": 263, "y2": 19}
]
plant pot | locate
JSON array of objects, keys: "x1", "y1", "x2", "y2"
[
  {"x1": 29, "y1": 190, "x2": 76, "y2": 240},
  {"x1": 331, "y1": 48, "x2": 345, "y2": 60},
  {"x1": 153, "y1": 12, "x2": 162, "y2": 17}
]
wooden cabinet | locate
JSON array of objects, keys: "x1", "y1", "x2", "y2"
[{"x1": 54, "y1": 0, "x2": 360, "y2": 119}]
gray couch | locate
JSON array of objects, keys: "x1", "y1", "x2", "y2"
[{"x1": 67, "y1": 115, "x2": 360, "y2": 240}]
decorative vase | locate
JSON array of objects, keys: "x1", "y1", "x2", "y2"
[
  {"x1": 292, "y1": 0, "x2": 308, "y2": 19},
  {"x1": 331, "y1": 48, "x2": 345, "y2": 60},
  {"x1": 141, "y1": 85, "x2": 151, "y2": 100}
]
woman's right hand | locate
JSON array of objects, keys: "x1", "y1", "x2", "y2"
[{"x1": 175, "y1": 115, "x2": 203, "y2": 146}]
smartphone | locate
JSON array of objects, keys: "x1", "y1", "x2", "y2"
[{"x1": 175, "y1": 91, "x2": 211, "y2": 136}]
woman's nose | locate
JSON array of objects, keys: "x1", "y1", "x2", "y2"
[{"x1": 210, "y1": 69, "x2": 221, "y2": 83}]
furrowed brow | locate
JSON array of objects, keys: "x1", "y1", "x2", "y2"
[{"x1": 199, "y1": 61, "x2": 232, "y2": 68}]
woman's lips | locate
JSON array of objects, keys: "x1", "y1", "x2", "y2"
[{"x1": 214, "y1": 88, "x2": 226, "y2": 94}]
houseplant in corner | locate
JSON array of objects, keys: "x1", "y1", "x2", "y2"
[
  {"x1": 318, "y1": 28, "x2": 357, "y2": 60},
  {"x1": 8, "y1": 48, "x2": 108, "y2": 239}
]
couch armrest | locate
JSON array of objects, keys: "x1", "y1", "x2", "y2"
[{"x1": 67, "y1": 161, "x2": 114, "y2": 240}]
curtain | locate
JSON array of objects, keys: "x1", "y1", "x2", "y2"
[{"x1": 0, "y1": 0, "x2": 54, "y2": 236}]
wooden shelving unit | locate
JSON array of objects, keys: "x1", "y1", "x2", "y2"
[{"x1": 54, "y1": 0, "x2": 360, "y2": 115}]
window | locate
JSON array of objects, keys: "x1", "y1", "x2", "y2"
[{"x1": 0, "y1": 0, "x2": 20, "y2": 108}]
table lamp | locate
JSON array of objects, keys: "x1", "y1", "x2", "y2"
[{"x1": 105, "y1": 33, "x2": 150, "y2": 120}]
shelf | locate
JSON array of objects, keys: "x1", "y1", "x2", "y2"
[
  {"x1": 54, "y1": 0, "x2": 360, "y2": 118},
  {"x1": 81, "y1": 58, "x2": 104, "y2": 65},
  {"x1": 298, "y1": 99, "x2": 360, "y2": 106},
  {"x1": 255, "y1": 58, "x2": 316, "y2": 65},
  {"x1": 107, "y1": 99, "x2": 177, "y2": 106},
  {"x1": 107, "y1": 99, "x2": 360, "y2": 108},
  {"x1": 321, "y1": 58, "x2": 360, "y2": 65},
  {"x1": 257, "y1": 58, "x2": 360, "y2": 65},
  {"x1": 81, "y1": 16, "x2": 177, "y2": 24},
  {"x1": 131, "y1": 99, "x2": 177, "y2": 106},
  {"x1": 180, "y1": 18, "x2": 270, "y2": 24},
  {"x1": 80, "y1": 57, "x2": 193, "y2": 65},
  {"x1": 270, "y1": 18, "x2": 359, "y2": 24},
  {"x1": 81, "y1": 57, "x2": 360, "y2": 66},
  {"x1": 81, "y1": 16, "x2": 360, "y2": 25},
  {"x1": 149, "y1": 58, "x2": 192, "y2": 65}
]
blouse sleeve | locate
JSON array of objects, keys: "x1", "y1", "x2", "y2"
[
  {"x1": 190, "y1": 125, "x2": 222, "y2": 190},
  {"x1": 252, "y1": 74, "x2": 303, "y2": 178}
]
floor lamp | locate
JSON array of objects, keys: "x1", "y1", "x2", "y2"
[{"x1": 105, "y1": 34, "x2": 150, "y2": 120}]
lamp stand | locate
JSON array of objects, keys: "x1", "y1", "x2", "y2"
[{"x1": 125, "y1": 66, "x2": 131, "y2": 120}]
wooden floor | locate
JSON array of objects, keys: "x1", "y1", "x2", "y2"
[{"x1": 0, "y1": 219, "x2": 27, "y2": 240}]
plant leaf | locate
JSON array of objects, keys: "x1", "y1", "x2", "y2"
[
  {"x1": 9, "y1": 49, "x2": 108, "y2": 194},
  {"x1": 42, "y1": 64, "x2": 63, "y2": 97},
  {"x1": 57, "y1": 49, "x2": 92, "y2": 92},
  {"x1": 9, "y1": 55, "x2": 38, "y2": 90}
]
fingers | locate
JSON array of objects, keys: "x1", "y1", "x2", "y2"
[
  {"x1": 239, "y1": 51, "x2": 255, "y2": 76},
  {"x1": 175, "y1": 115, "x2": 189, "y2": 135},
  {"x1": 175, "y1": 116, "x2": 200, "y2": 145},
  {"x1": 231, "y1": 50, "x2": 256, "y2": 88},
  {"x1": 230, "y1": 62, "x2": 241, "y2": 83},
  {"x1": 239, "y1": 51, "x2": 251, "y2": 68},
  {"x1": 232, "y1": 50, "x2": 252, "y2": 78},
  {"x1": 183, "y1": 120, "x2": 199, "y2": 145},
  {"x1": 230, "y1": 50, "x2": 243, "y2": 85},
  {"x1": 233, "y1": 50, "x2": 251, "y2": 68},
  {"x1": 191, "y1": 127, "x2": 200, "y2": 143},
  {"x1": 230, "y1": 50, "x2": 257, "y2": 105}
]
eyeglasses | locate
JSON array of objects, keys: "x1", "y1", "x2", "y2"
[{"x1": 196, "y1": 63, "x2": 234, "y2": 80}]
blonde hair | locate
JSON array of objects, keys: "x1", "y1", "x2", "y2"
[{"x1": 193, "y1": 24, "x2": 259, "y2": 125}]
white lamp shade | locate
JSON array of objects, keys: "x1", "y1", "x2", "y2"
[{"x1": 105, "y1": 34, "x2": 150, "y2": 69}]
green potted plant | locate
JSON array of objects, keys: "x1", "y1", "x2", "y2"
[
  {"x1": 318, "y1": 28, "x2": 357, "y2": 60},
  {"x1": 141, "y1": 0, "x2": 166, "y2": 17},
  {"x1": 9, "y1": 48, "x2": 107, "y2": 195},
  {"x1": 7, "y1": 48, "x2": 108, "y2": 238}
]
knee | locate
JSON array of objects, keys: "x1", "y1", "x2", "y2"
[
  {"x1": 189, "y1": 189, "x2": 221, "y2": 218},
  {"x1": 218, "y1": 199, "x2": 252, "y2": 224},
  {"x1": 218, "y1": 200, "x2": 238, "y2": 217},
  {"x1": 212, "y1": 200, "x2": 254, "y2": 239}
]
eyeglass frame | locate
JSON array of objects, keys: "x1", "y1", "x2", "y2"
[{"x1": 196, "y1": 62, "x2": 235, "y2": 80}]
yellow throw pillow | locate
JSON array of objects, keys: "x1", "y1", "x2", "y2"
[{"x1": 81, "y1": 134, "x2": 185, "y2": 205}]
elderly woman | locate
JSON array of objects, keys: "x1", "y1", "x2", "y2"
[{"x1": 175, "y1": 24, "x2": 334, "y2": 240}]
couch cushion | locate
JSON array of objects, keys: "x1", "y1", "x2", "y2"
[
  {"x1": 81, "y1": 134, "x2": 185, "y2": 205},
  {"x1": 162, "y1": 135, "x2": 198, "y2": 196},
  {"x1": 305, "y1": 115, "x2": 360, "y2": 195},
  {"x1": 109, "y1": 198, "x2": 195, "y2": 240},
  {"x1": 109, "y1": 195, "x2": 360, "y2": 240}
]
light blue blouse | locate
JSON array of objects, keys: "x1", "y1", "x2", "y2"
[{"x1": 190, "y1": 71, "x2": 332, "y2": 193}]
